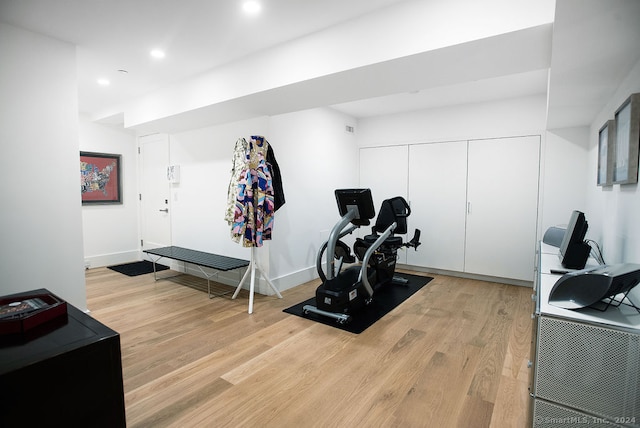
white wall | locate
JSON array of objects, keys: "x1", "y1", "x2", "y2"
[
  {"x1": 169, "y1": 116, "x2": 270, "y2": 261},
  {"x1": 587, "y1": 58, "x2": 640, "y2": 264},
  {"x1": 79, "y1": 118, "x2": 139, "y2": 268},
  {"x1": 268, "y1": 108, "x2": 359, "y2": 288},
  {"x1": 355, "y1": 94, "x2": 547, "y2": 146},
  {"x1": 0, "y1": 23, "x2": 87, "y2": 310},
  {"x1": 167, "y1": 108, "x2": 358, "y2": 293},
  {"x1": 540, "y1": 127, "x2": 590, "y2": 234}
]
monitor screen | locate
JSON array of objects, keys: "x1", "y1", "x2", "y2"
[
  {"x1": 334, "y1": 188, "x2": 375, "y2": 226},
  {"x1": 559, "y1": 210, "x2": 590, "y2": 269}
]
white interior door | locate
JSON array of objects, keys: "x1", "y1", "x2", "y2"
[
  {"x1": 464, "y1": 136, "x2": 540, "y2": 281},
  {"x1": 139, "y1": 134, "x2": 171, "y2": 250}
]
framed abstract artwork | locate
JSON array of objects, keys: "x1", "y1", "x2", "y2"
[
  {"x1": 80, "y1": 151, "x2": 122, "y2": 204},
  {"x1": 613, "y1": 93, "x2": 640, "y2": 185},
  {"x1": 597, "y1": 120, "x2": 615, "y2": 186}
]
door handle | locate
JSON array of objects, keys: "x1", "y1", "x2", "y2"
[{"x1": 159, "y1": 208, "x2": 169, "y2": 213}]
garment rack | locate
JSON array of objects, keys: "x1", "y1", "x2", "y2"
[{"x1": 232, "y1": 247, "x2": 282, "y2": 314}]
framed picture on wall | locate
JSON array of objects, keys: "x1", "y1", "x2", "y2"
[
  {"x1": 80, "y1": 151, "x2": 122, "y2": 204},
  {"x1": 613, "y1": 93, "x2": 640, "y2": 185},
  {"x1": 597, "y1": 120, "x2": 615, "y2": 186}
]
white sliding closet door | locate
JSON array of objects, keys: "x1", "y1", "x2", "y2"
[
  {"x1": 464, "y1": 136, "x2": 540, "y2": 281},
  {"x1": 407, "y1": 141, "x2": 467, "y2": 271}
]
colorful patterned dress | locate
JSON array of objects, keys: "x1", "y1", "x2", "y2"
[
  {"x1": 225, "y1": 137, "x2": 248, "y2": 226},
  {"x1": 226, "y1": 136, "x2": 275, "y2": 247}
]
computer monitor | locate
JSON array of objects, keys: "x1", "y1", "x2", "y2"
[
  {"x1": 559, "y1": 210, "x2": 590, "y2": 269},
  {"x1": 334, "y1": 188, "x2": 375, "y2": 226}
]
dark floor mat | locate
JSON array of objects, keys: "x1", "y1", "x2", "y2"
[
  {"x1": 107, "y1": 260, "x2": 169, "y2": 277},
  {"x1": 283, "y1": 273, "x2": 433, "y2": 334}
]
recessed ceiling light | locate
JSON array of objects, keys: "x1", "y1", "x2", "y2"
[
  {"x1": 243, "y1": 1, "x2": 261, "y2": 14},
  {"x1": 150, "y1": 49, "x2": 165, "y2": 59},
  {"x1": 97, "y1": 78, "x2": 110, "y2": 86}
]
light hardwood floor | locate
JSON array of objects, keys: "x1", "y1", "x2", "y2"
[{"x1": 85, "y1": 267, "x2": 534, "y2": 428}]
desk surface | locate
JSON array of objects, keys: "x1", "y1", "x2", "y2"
[
  {"x1": 0, "y1": 289, "x2": 126, "y2": 427},
  {"x1": 0, "y1": 288, "x2": 120, "y2": 375},
  {"x1": 144, "y1": 246, "x2": 249, "y2": 271},
  {"x1": 538, "y1": 244, "x2": 640, "y2": 331}
]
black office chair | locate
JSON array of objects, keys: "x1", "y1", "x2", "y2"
[{"x1": 354, "y1": 196, "x2": 421, "y2": 287}]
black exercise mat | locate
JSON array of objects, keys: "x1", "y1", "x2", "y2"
[
  {"x1": 283, "y1": 273, "x2": 433, "y2": 334},
  {"x1": 107, "y1": 260, "x2": 169, "y2": 277}
]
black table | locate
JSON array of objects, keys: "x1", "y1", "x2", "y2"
[
  {"x1": 143, "y1": 246, "x2": 250, "y2": 298},
  {"x1": 0, "y1": 289, "x2": 125, "y2": 428}
]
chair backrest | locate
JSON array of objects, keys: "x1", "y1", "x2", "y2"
[{"x1": 373, "y1": 197, "x2": 410, "y2": 235}]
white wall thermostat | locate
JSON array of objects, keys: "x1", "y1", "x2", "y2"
[{"x1": 167, "y1": 165, "x2": 180, "y2": 183}]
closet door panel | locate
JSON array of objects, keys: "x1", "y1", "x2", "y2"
[
  {"x1": 464, "y1": 136, "x2": 540, "y2": 281},
  {"x1": 359, "y1": 145, "x2": 409, "y2": 263},
  {"x1": 406, "y1": 141, "x2": 467, "y2": 271}
]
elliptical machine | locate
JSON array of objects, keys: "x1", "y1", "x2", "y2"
[{"x1": 303, "y1": 189, "x2": 421, "y2": 324}]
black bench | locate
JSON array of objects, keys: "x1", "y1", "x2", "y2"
[{"x1": 143, "y1": 246, "x2": 249, "y2": 298}]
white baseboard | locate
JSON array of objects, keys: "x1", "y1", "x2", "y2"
[
  {"x1": 270, "y1": 266, "x2": 318, "y2": 294},
  {"x1": 87, "y1": 252, "x2": 531, "y2": 293},
  {"x1": 84, "y1": 250, "x2": 140, "y2": 269},
  {"x1": 85, "y1": 250, "x2": 322, "y2": 295},
  {"x1": 396, "y1": 264, "x2": 533, "y2": 287}
]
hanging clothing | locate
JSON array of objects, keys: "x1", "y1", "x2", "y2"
[
  {"x1": 225, "y1": 136, "x2": 285, "y2": 247},
  {"x1": 266, "y1": 145, "x2": 285, "y2": 211},
  {"x1": 224, "y1": 137, "x2": 248, "y2": 225}
]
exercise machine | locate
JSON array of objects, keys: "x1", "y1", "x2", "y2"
[{"x1": 303, "y1": 188, "x2": 421, "y2": 324}]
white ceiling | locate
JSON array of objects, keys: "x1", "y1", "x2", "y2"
[
  {"x1": 1, "y1": 0, "x2": 639, "y2": 130},
  {"x1": 546, "y1": 0, "x2": 640, "y2": 129},
  {"x1": 0, "y1": 0, "x2": 410, "y2": 116}
]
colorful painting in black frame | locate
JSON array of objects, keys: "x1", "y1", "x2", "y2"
[{"x1": 80, "y1": 151, "x2": 122, "y2": 204}]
